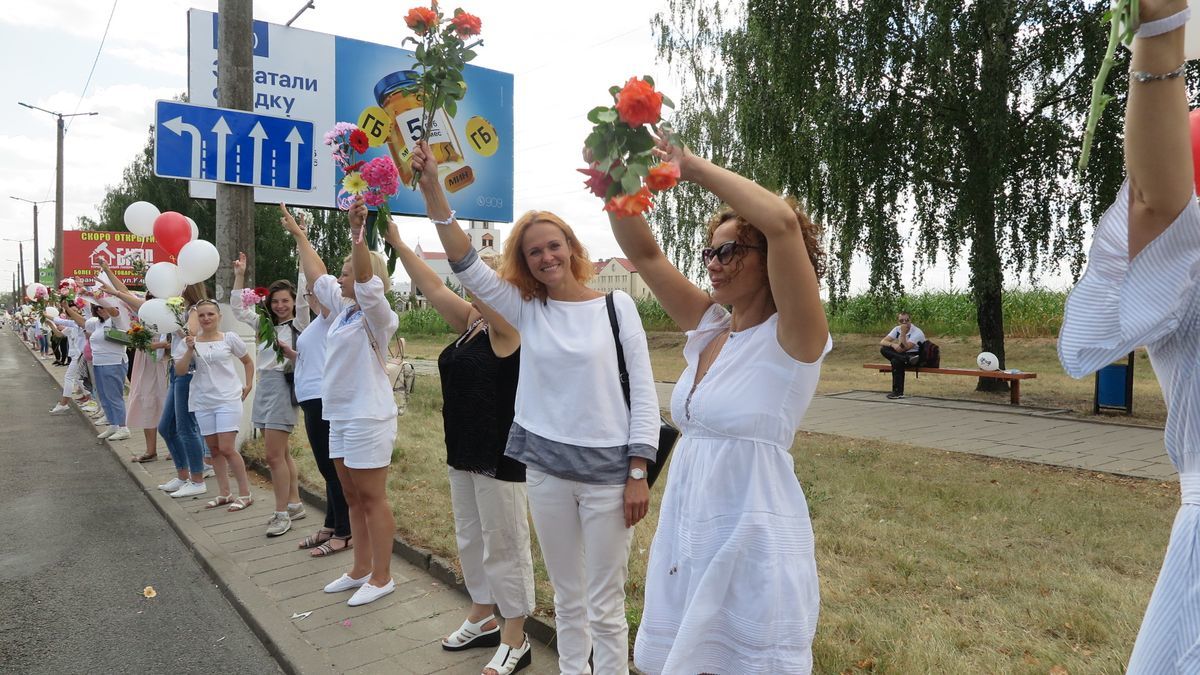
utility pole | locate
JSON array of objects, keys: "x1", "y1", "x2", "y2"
[
  {"x1": 16, "y1": 103, "x2": 98, "y2": 281},
  {"x1": 10, "y1": 197, "x2": 52, "y2": 284},
  {"x1": 17, "y1": 242, "x2": 25, "y2": 289},
  {"x1": 215, "y1": 0, "x2": 256, "y2": 299}
]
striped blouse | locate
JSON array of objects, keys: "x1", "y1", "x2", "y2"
[{"x1": 1059, "y1": 180, "x2": 1200, "y2": 673}]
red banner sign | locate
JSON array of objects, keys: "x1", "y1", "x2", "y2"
[{"x1": 61, "y1": 230, "x2": 172, "y2": 287}]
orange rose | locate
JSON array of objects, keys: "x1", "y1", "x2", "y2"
[
  {"x1": 604, "y1": 187, "x2": 654, "y2": 218},
  {"x1": 451, "y1": 12, "x2": 482, "y2": 38},
  {"x1": 405, "y1": 6, "x2": 439, "y2": 35},
  {"x1": 645, "y1": 162, "x2": 680, "y2": 192},
  {"x1": 614, "y1": 77, "x2": 663, "y2": 128}
]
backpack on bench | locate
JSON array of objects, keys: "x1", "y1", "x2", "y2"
[{"x1": 915, "y1": 340, "x2": 940, "y2": 373}]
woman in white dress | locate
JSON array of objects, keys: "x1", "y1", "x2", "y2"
[
  {"x1": 600, "y1": 132, "x2": 830, "y2": 673},
  {"x1": 1058, "y1": 2, "x2": 1200, "y2": 671}
]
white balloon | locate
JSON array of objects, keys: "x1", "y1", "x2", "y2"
[
  {"x1": 144, "y1": 262, "x2": 186, "y2": 299},
  {"x1": 187, "y1": 216, "x2": 199, "y2": 242},
  {"x1": 43, "y1": 307, "x2": 60, "y2": 318},
  {"x1": 124, "y1": 201, "x2": 160, "y2": 238},
  {"x1": 138, "y1": 298, "x2": 181, "y2": 333},
  {"x1": 176, "y1": 239, "x2": 220, "y2": 284},
  {"x1": 977, "y1": 351, "x2": 999, "y2": 372},
  {"x1": 25, "y1": 282, "x2": 46, "y2": 301}
]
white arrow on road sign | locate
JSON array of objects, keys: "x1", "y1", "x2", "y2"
[
  {"x1": 212, "y1": 117, "x2": 231, "y2": 182},
  {"x1": 248, "y1": 122, "x2": 268, "y2": 186},
  {"x1": 162, "y1": 116, "x2": 202, "y2": 178},
  {"x1": 286, "y1": 127, "x2": 304, "y2": 189}
]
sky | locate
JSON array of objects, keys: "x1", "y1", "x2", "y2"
[{"x1": 0, "y1": 0, "x2": 1080, "y2": 295}]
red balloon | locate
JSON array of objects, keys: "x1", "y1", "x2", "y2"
[{"x1": 153, "y1": 211, "x2": 191, "y2": 257}]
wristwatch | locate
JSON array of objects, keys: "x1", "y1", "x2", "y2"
[{"x1": 629, "y1": 468, "x2": 647, "y2": 481}]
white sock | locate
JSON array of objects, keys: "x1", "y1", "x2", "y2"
[
  {"x1": 287, "y1": 502, "x2": 302, "y2": 510},
  {"x1": 275, "y1": 511, "x2": 289, "y2": 519}
]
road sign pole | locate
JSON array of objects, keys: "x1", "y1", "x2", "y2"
[{"x1": 215, "y1": 0, "x2": 256, "y2": 299}]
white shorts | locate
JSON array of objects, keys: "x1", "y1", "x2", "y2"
[
  {"x1": 195, "y1": 403, "x2": 242, "y2": 436},
  {"x1": 329, "y1": 417, "x2": 396, "y2": 469}
]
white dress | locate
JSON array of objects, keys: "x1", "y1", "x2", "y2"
[
  {"x1": 1059, "y1": 182, "x2": 1200, "y2": 673},
  {"x1": 635, "y1": 304, "x2": 832, "y2": 675}
]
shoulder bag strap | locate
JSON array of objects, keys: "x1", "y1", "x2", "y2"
[
  {"x1": 358, "y1": 307, "x2": 390, "y2": 375},
  {"x1": 605, "y1": 292, "x2": 631, "y2": 409}
]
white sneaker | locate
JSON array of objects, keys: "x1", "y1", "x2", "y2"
[
  {"x1": 170, "y1": 481, "x2": 208, "y2": 498},
  {"x1": 202, "y1": 465, "x2": 216, "y2": 479},
  {"x1": 80, "y1": 402, "x2": 98, "y2": 413},
  {"x1": 49, "y1": 403, "x2": 71, "y2": 415},
  {"x1": 107, "y1": 428, "x2": 131, "y2": 441},
  {"x1": 347, "y1": 579, "x2": 395, "y2": 607},
  {"x1": 323, "y1": 573, "x2": 371, "y2": 594},
  {"x1": 97, "y1": 427, "x2": 117, "y2": 439},
  {"x1": 157, "y1": 477, "x2": 187, "y2": 492}
]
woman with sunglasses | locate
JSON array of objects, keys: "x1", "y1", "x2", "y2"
[
  {"x1": 1059, "y1": 3, "x2": 1200, "y2": 670},
  {"x1": 597, "y1": 131, "x2": 830, "y2": 674},
  {"x1": 416, "y1": 140, "x2": 660, "y2": 675},
  {"x1": 231, "y1": 254, "x2": 306, "y2": 537},
  {"x1": 174, "y1": 299, "x2": 256, "y2": 511}
]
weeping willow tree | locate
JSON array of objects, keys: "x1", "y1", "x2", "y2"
[{"x1": 651, "y1": 0, "x2": 1128, "y2": 389}]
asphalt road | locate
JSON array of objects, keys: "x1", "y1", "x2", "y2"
[{"x1": 0, "y1": 331, "x2": 281, "y2": 674}]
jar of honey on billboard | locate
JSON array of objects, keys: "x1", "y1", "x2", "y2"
[{"x1": 374, "y1": 70, "x2": 472, "y2": 190}]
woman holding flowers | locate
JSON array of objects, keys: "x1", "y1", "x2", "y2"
[
  {"x1": 175, "y1": 299, "x2": 255, "y2": 509},
  {"x1": 390, "y1": 221, "x2": 535, "y2": 674},
  {"x1": 416, "y1": 139, "x2": 660, "y2": 675},
  {"x1": 593, "y1": 93, "x2": 831, "y2": 671},
  {"x1": 300, "y1": 196, "x2": 400, "y2": 608},
  {"x1": 276, "y1": 204, "x2": 353, "y2": 558},
  {"x1": 231, "y1": 255, "x2": 305, "y2": 537},
  {"x1": 156, "y1": 285, "x2": 215, "y2": 498},
  {"x1": 50, "y1": 300, "x2": 93, "y2": 415},
  {"x1": 71, "y1": 302, "x2": 131, "y2": 442},
  {"x1": 1059, "y1": 1, "x2": 1200, "y2": 670}
]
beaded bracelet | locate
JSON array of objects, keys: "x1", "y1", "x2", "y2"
[
  {"x1": 1130, "y1": 63, "x2": 1188, "y2": 83},
  {"x1": 430, "y1": 210, "x2": 458, "y2": 226}
]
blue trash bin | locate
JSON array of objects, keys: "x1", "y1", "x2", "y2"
[{"x1": 1094, "y1": 352, "x2": 1135, "y2": 415}]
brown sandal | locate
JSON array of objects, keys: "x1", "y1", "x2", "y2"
[
  {"x1": 298, "y1": 528, "x2": 334, "y2": 550},
  {"x1": 310, "y1": 536, "x2": 352, "y2": 557},
  {"x1": 130, "y1": 453, "x2": 158, "y2": 463}
]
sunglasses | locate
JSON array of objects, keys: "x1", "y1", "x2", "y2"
[{"x1": 701, "y1": 240, "x2": 763, "y2": 265}]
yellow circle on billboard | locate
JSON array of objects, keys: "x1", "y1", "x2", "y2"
[
  {"x1": 357, "y1": 106, "x2": 392, "y2": 147},
  {"x1": 465, "y1": 116, "x2": 499, "y2": 157}
]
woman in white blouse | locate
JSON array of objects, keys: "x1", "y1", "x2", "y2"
[
  {"x1": 174, "y1": 300, "x2": 255, "y2": 511},
  {"x1": 77, "y1": 303, "x2": 131, "y2": 442},
  {"x1": 415, "y1": 141, "x2": 659, "y2": 675},
  {"x1": 231, "y1": 254, "x2": 305, "y2": 537},
  {"x1": 1059, "y1": 2, "x2": 1200, "y2": 671},
  {"x1": 300, "y1": 196, "x2": 401, "y2": 608}
]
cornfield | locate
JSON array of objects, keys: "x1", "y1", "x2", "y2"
[
  {"x1": 635, "y1": 297, "x2": 679, "y2": 332},
  {"x1": 826, "y1": 288, "x2": 1065, "y2": 337},
  {"x1": 398, "y1": 307, "x2": 453, "y2": 335}
]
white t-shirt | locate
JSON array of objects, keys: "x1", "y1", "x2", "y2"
[
  {"x1": 293, "y1": 310, "x2": 331, "y2": 403},
  {"x1": 187, "y1": 332, "x2": 249, "y2": 411},
  {"x1": 229, "y1": 289, "x2": 299, "y2": 373},
  {"x1": 887, "y1": 324, "x2": 926, "y2": 353},
  {"x1": 54, "y1": 318, "x2": 85, "y2": 357},
  {"x1": 313, "y1": 274, "x2": 398, "y2": 421},
  {"x1": 85, "y1": 317, "x2": 128, "y2": 366},
  {"x1": 454, "y1": 254, "x2": 660, "y2": 449}
]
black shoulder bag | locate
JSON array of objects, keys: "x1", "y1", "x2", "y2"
[{"x1": 605, "y1": 292, "x2": 680, "y2": 488}]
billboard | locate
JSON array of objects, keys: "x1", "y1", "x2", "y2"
[
  {"x1": 187, "y1": 9, "x2": 514, "y2": 222},
  {"x1": 61, "y1": 231, "x2": 171, "y2": 287}
]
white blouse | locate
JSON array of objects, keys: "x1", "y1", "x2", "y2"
[
  {"x1": 187, "y1": 332, "x2": 249, "y2": 411},
  {"x1": 230, "y1": 289, "x2": 298, "y2": 373},
  {"x1": 313, "y1": 274, "x2": 398, "y2": 421}
]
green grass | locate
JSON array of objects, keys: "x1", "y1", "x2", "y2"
[{"x1": 826, "y1": 288, "x2": 1066, "y2": 338}]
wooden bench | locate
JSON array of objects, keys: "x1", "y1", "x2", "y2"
[{"x1": 863, "y1": 364, "x2": 1037, "y2": 405}]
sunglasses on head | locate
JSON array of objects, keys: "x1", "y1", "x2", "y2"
[{"x1": 701, "y1": 240, "x2": 763, "y2": 265}]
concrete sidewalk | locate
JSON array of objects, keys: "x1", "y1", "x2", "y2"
[{"x1": 22, "y1": 336, "x2": 556, "y2": 675}]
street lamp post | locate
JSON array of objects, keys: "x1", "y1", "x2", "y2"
[
  {"x1": 3, "y1": 238, "x2": 33, "y2": 290},
  {"x1": 10, "y1": 197, "x2": 53, "y2": 284},
  {"x1": 17, "y1": 102, "x2": 98, "y2": 281}
]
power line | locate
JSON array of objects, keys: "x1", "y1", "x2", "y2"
[{"x1": 67, "y1": 0, "x2": 119, "y2": 134}]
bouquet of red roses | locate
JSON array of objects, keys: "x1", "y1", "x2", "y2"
[{"x1": 580, "y1": 76, "x2": 679, "y2": 217}]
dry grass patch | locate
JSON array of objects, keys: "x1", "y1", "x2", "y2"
[{"x1": 246, "y1": 372, "x2": 1176, "y2": 673}]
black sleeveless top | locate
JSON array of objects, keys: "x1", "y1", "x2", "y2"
[{"x1": 437, "y1": 325, "x2": 524, "y2": 482}]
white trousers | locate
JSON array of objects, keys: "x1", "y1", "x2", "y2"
[
  {"x1": 62, "y1": 357, "x2": 88, "y2": 398},
  {"x1": 448, "y1": 468, "x2": 536, "y2": 619},
  {"x1": 526, "y1": 469, "x2": 633, "y2": 675}
]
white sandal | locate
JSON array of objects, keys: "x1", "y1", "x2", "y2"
[
  {"x1": 483, "y1": 638, "x2": 531, "y2": 675},
  {"x1": 441, "y1": 614, "x2": 501, "y2": 652}
]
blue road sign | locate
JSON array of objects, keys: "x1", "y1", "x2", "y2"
[{"x1": 154, "y1": 100, "x2": 314, "y2": 191}]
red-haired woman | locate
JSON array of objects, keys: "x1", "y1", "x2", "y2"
[{"x1": 416, "y1": 141, "x2": 660, "y2": 675}]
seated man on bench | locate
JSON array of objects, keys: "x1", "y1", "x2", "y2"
[{"x1": 879, "y1": 311, "x2": 924, "y2": 399}]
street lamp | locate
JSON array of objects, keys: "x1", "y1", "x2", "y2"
[
  {"x1": 10, "y1": 196, "x2": 53, "y2": 284},
  {"x1": 17, "y1": 102, "x2": 99, "y2": 281},
  {"x1": 2, "y1": 238, "x2": 31, "y2": 289}
]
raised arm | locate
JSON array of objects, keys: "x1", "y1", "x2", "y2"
[
  {"x1": 64, "y1": 303, "x2": 87, "y2": 328},
  {"x1": 412, "y1": 140, "x2": 473, "y2": 262},
  {"x1": 662, "y1": 133, "x2": 828, "y2": 362},
  {"x1": 280, "y1": 202, "x2": 328, "y2": 291},
  {"x1": 1127, "y1": 0, "x2": 1193, "y2": 258},
  {"x1": 384, "y1": 218, "x2": 472, "y2": 333},
  {"x1": 227, "y1": 251, "x2": 259, "y2": 328},
  {"x1": 347, "y1": 196, "x2": 374, "y2": 284}
]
